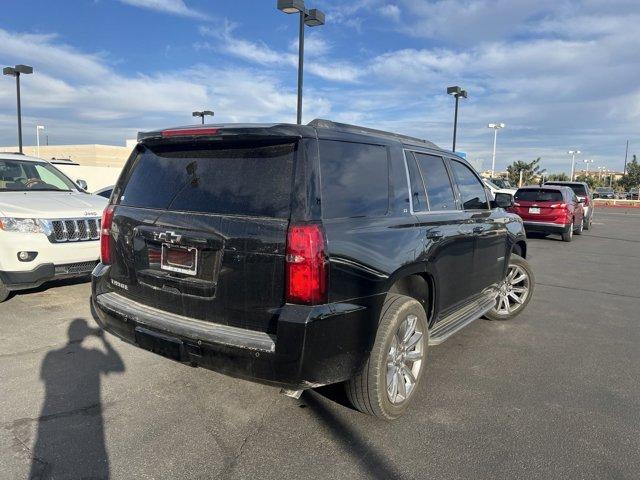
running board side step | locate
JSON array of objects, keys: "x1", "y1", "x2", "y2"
[{"x1": 429, "y1": 292, "x2": 496, "y2": 346}]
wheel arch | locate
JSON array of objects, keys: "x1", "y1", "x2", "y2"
[
  {"x1": 385, "y1": 264, "x2": 435, "y2": 325},
  {"x1": 513, "y1": 239, "x2": 527, "y2": 258}
]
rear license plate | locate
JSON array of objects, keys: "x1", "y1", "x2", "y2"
[
  {"x1": 529, "y1": 207, "x2": 540, "y2": 214},
  {"x1": 161, "y1": 244, "x2": 198, "y2": 276},
  {"x1": 135, "y1": 327, "x2": 183, "y2": 361}
]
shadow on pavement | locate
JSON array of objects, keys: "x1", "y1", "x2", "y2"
[
  {"x1": 29, "y1": 318, "x2": 125, "y2": 479},
  {"x1": 7, "y1": 276, "x2": 92, "y2": 303},
  {"x1": 303, "y1": 391, "x2": 404, "y2": 480}
]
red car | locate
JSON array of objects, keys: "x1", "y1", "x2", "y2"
[{"x1": 509, "y1": 186, "x2": 585, "y2": 242}]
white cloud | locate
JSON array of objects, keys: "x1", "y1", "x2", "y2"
[
  {"x1": 198, "y1": 24, "x2": 363, "y2": 83},
  {"x1": 378, "y1": 4, "x2": 401, "y2": 21},
  {"x1": 117, "y1": 0, "x2": 209, "y2": 19},
  {"x1": 0, "y1": 28, "x2": 308, "y2": 146}
]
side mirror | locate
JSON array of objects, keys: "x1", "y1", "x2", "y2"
[
  {"x1": 76, "y1": 179, "x2": 88, "y2": 191},
  {"x1": 493, "y1": 192, "x2": 514, "y2": 208}
]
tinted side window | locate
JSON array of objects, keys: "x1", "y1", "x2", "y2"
[
  {"x1": 319, "y1": 140, "x2": 389, "y2": 219},
  {"x1": 450, "y1": 160, "x2": 489, "y2": 210},
  {"x1": 414, "y1": 153, "x2": 457, "y2": 211},
  {"x1": 404, "y1": 151, "x2": 427, "y2": 212}
]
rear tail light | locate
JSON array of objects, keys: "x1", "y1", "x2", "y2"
[
  {"x1": 285, "y1": 224, "x2": 327, "y2": 305},
  {"x1": 161, "y1": 127, "x2": 219, "y2": 137},
  {"x1": 100, "y1": 205, "x2": 115, "y2": 265}
]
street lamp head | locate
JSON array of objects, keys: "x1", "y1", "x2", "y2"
[
  {"x1": 4, "y1": 65, "x2": 34, "y2": 76},
  {"x1": 278, "y1": 0, "x2": 305, "y2": 13},
  {"x1": 460, "y1": 89, "x2": 468, "y2": 99},
  {"x1": 201, "y1": 110, "x2": 214, "y2": 116},
  {"x1": 304, "y1": 8, "x2": 325, "y2": 26},
  {"x1": 488, "y1": 123, "x2": 505, "y2": 129},
  {"x1": 15, "y1": 65, "x2": 33, "y2": 74},
  {"x1": 192, "y1": 111, "x2": 202, "y2": 117},
  {"x1": 37, "y1": 125, "x2": 45, "y2": 131},
  {"x1": 447, "y1": 86, "x2": 462, "y2": 95}
]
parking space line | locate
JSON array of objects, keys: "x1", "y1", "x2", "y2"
[{"x1": 537, "y1": 282, "x2": 640, "y2": 299}]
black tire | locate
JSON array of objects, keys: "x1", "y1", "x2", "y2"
[
  {"x1": 0, "y1": 279, "x2": 10, "y2": 303},
  {"x1": 561, "y1": 221, "x2": 574, "y2": 242},
  {"x1": 574, "y1": 218, "x2": 584, "y2": 235},
  {"x1": 345, "y1": 294, "x2": 428, "y2": 420},
  {"x1": 583, "y1": 215, "x2": 591, "y2": 230},
  {"x1": 485, "y1": 254, "x2": 535, "y2": 321}
]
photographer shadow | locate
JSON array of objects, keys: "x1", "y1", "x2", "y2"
[{"x1": 29, "y1": 318, "x2": 124, "y2": 479}]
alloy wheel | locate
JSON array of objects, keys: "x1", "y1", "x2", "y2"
[
  {"x1": 494, "y1": 264, "x2": 531, "y2": 317},
  {"x1": 386, "y1": 314, "x2": 424, "y2": 405}
]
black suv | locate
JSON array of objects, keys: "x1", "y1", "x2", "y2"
[{"x1": 91, "y1": 120, "x2": 534, "y2": 419}]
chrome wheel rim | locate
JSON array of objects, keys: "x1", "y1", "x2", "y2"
[
  {"x1": 494, "y1": 264, "x2": 531, "y2": 316},
  {"x1": 386, "y1": 314, "x2": 424, "y2": 405}
]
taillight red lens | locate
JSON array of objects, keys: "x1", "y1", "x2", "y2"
[
  {"x1": 162, "y1": 128, "x2": 219, "y2": 137},
  {"x1": 100, "y1": 205, "x2": 115, "y2": 265},
  {"x1": 285, "y1": 224, "x2": 327, "y2": 305}
]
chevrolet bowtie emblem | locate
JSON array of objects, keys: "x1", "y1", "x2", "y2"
[{"x1": 154, "y1": 231, "x2": 182, "y2": 244}]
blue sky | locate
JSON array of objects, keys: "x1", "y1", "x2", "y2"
[{"x1": 1, "y1": 0, "x2": 639, "y2": 174}]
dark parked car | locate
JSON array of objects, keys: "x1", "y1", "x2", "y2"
[
  {"x1": 544, "y1": 181, "x2": 593, "y2": 229},
  {"x1": 510, "y1": 186, "x2": 585, "y2": 242},
  {"x1": 91, "y1": 120, "x2": 534, "y2": 419},
  {"x1": 594, "y1": 186, "x2": 614, "y2": 199}
]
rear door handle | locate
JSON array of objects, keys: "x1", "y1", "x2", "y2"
[{"x1": 426, "y1": 230, "x2": 444, "y2": 240}]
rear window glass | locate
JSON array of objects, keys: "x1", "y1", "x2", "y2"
[
  {"x1": 319, "y1": 140, "x2": 389, "y2": 219},
  {"x1": 515, "y1": 189, "x2": 563, "y2": 202},
  {"x1": 119, "y1": 142, "x2": 295, "y2": 218},
  {"x1": 547, "y1": 183, "x2": 587, "y2": 196}
]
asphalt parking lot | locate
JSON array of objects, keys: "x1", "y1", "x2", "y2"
[{"x1": 1, "y1": 209, "x2": 639, "y2": 480}]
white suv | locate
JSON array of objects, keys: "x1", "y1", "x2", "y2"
[{"x1": 0, "y1": 153, "x2": 108, "y2": 302}]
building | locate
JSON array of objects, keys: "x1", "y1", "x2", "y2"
[
  {"x1": 574, "y1": 169, "x2": 625, "y2": 182},
  {"x1": 0, "y1": 141, "x2": 136, "y2": 168}
]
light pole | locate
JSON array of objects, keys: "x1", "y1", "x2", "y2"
[
  {"x1": 3, "y1": 64, "x2": 33, "y2": 154},
  {"x1": 192, "y1": 110, "x2": 214, "y2": 124},
  {"x1": 447, "y1": 86, "x2": 467, "y2": 152},
  {"x1": 487, "y1": 123, "x2": 505, "y2": 177},
  {"x1": 582, "y1": 159, "x2": 594, "y2": 177},
  {"x1": 567, "y1": 150, "x2": 581, "y2": 181},
  {"x1": 36, "y1": 125, "x2": 45, "y2": 158},
  {"x1": 277, "y1": 0, "x2": 325, "y2": 125}
]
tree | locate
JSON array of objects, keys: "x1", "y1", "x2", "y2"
[
  {"x1": 506, "y1": 157, "x2": 546, "y2": 186},
  {"x1": 548, "y1": 172, "x2": 569, "y2": 182},
  {"x1": 574, "y1": 173, "x2": 600, "y2": 189},
  {"x1": 620, "y1": 155, "x2": 640, "y2": 190}
]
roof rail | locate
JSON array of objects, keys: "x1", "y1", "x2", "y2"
[{"x1": 308, "y1": 119, "x2": 438, "y2": 148}]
